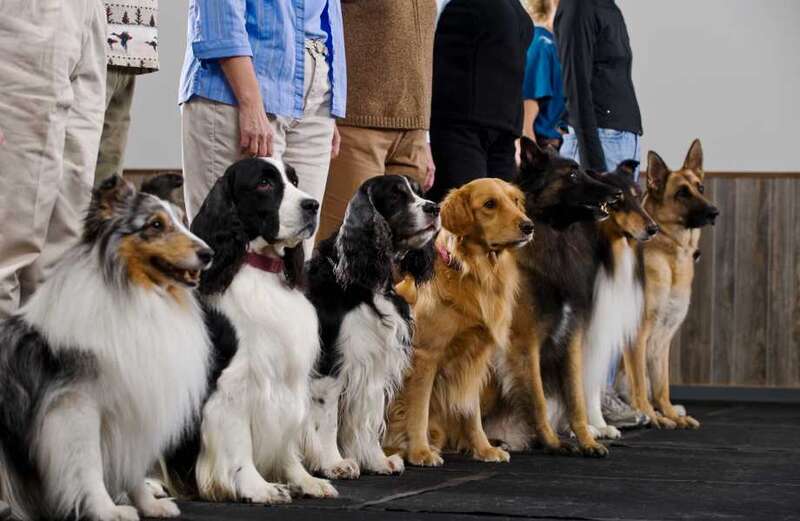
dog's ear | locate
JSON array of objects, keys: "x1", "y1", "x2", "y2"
[
  {"x1": 282, "y1": 244, "x2": 306, "y2": 289},
  {"x1": 191, "y1": 165, "x2": 248, "y2": 295},
  {"x1": 647, "y1": 151, "x2": 671, "y2": 199},
  {"x1": 84, "y1": 175, "x2": 136, "y2": 241},
  {"x1": 518, "y1": 136, "x2": 551, "y2": 173},
  {"x1": 615, "y1": 160, "x2": 640, "y2": 181},
  {"x1": 682, "y1": 139, "x2": 704, "y2": 180},
  {"x1": 441, "y1": 187, "x2": 474, "y2": 237},
  {"x1": 398, "y1": 237, "x2": 436, "y2": 285},
  {"x1": 334, "y1": 183, "x2": 393, "y2": 290},
  {"x1": 140, "y1": 174, "x2": 184, "y2": 205}
]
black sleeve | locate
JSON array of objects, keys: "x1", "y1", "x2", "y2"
[{"x1": 555, "y1": 0, "x2": 606, "y2": 171}]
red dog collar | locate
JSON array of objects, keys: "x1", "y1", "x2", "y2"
[{"x1": 245, "y1": 251, "x2": 284, "y2": 273}]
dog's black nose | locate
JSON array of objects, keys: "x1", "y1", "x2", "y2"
[
  {"x1": 302, "y1": 199, "x2": 320, "y2": 214},
  {"x1": 197, "y1": 248, "x2": 214, "y2": 265},
  {"x1": 646, "y1": 223, "x2": 660, "y2": 236},
  {"x1": 519, "y1": 220, "x2": 534, "y2": 235},
  {"x1": 423, "y1": 202, "x2": 440, "y2": 216},
  {"x1": 706, "y1": 206, "x2": 720, "y2": 222}
]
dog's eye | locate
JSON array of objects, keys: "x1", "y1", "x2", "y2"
[
  {"x1": 697, "y1": 184, "x2": 705, "y2": 194},
  {"x1": 149, "y1": 219, "x2": 164, "y2": 231},
  {"x1": 569, "y1": 171, "x2": 579, "y2": 182},
  {"x1": 483, "y1": 199, "x2": 497, "y2": 209},
  {"x1": 676, "y1": 186, "x2": 690, "y2": 198},
  {"x1": 257, "y1": 178, "x2": 273, "y2": 191}
]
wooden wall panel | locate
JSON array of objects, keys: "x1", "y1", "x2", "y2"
[{"x1": 670, "y1": 173, "x2": 800, "y2": 388}]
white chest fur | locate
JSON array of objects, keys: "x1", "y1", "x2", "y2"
[
  {"x1": 584, "y1": 244, "x2": 644, "y2": 393},
  {"x1": 208, "y1": 265, "x2": 320, "y2": 466},
  {"x1": 337, "y1": 293, "x2": 412, "y2": 398}
]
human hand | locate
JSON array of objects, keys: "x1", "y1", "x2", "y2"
[
  {"x1": 423, "y1": 143, "x2": 435, "y2": 191},
  {"x1": 331, "y1": 122, "x2": 341, "y2": 159},
  {"x1": 238, "y1": 101, "x2": 273, "y2": 157}
]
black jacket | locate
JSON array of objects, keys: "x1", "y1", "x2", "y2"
[
  {"x1": 555, "y1": 0, "x2": 642, "y2": 172},
  {"x1": 431, "y1": 0, "x2": 533, "y2": 135}
]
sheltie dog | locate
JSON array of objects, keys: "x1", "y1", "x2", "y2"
[
  {"x1": 306, "y1": 175, "x2": 439, "y2": 476},
  {"x1": 385, "y1": 178, "x2": 533, "y2": 467},
  {"x1": 484, "y1": 138, "x2": 621, "y2": 456},
  {"x1": 0, "y1": 176, "x2": 213, "y2": 521}
]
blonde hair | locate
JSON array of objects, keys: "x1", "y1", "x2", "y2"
[{"x1": 524, "y1": 0, "x2": 555, "y2": 23}]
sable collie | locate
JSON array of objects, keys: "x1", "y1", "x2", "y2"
[
  {"x1": 164, "y1": 158, "x2": 337, "y2": 504},
  {"x1": 0, "y1": 176, "x2": 213, "y2": 521},
  {"x1": 385, "y1": 178, "x2": 533, "y2": 467},
  {"x1": 623, "y1": 139, "x2": 718, "y2": 429},
  {"x1": 306, "y1": 175, "x2": 440, "y2": 476},
  {"x1": 484, "y1": 138, "x2": 622, "y2": 457}
]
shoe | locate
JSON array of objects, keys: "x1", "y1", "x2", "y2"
[
  {"x1": 0, "y1": 500, "x2": 11, "y2": 521},
  {"x1": 602, "y1": 388, "x2": 649, "y2": 429}
]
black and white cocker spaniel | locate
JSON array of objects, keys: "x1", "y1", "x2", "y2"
[
  {"x1": 305, "y1": 175, "x2": 441, "y2": 476},
  {"x1": 165, "y1": 157, "x2": 338, "y2": 503}
]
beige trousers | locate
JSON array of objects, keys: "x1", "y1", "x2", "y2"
[
  {"x1": 95, "y1": 69, "x2": 137, "y2": 186},
  {"x1": 318, "y1": 127, "x2": 429, "y2": 242},
  {"x1": 0, "y1": 0, "x2": 107, "y2": 318},
  {"x1": 182, "y1": 41, "x2": 335, "y2": 257}
]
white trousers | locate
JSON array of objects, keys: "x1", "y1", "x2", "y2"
[
  {"x1": 182, "y1": 41, "x2": 335, "y2": 257},
  {"x1": 0, "y1": 0, "x2": 107, "y2": 318}
]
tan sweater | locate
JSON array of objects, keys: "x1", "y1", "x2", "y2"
[{"x1": 339, "y1": 0, "x2": 437, "y2": 130}]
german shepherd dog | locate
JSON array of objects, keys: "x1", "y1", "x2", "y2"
[
  {"x1": 484, "y1": 138, "x2": 623, "y2": 457},
  {"x1": 623, "y1": 139, "x2": 718, "y2": 429}
]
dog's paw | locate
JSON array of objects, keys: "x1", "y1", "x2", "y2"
[
  {"x1": 652, "y1": 414, "x2": 678, "y2": 430},
  {"x1": 579, "y1": 441, "x2": 609, "y2": 458},
  {"x1": 144, "y1": 478, "x2": 169, "y2": 499},
  {"x1": 297, "y1": 477, "x2": 338, "y2": 499},
  {"x1": 100, "y1": 505, "x2": 140, "y2": 521},
  {"x1": 673, "y1": 404, "x2": 687, "y2": 417},
  {"x1": 408, "y1": 447, "x2": 444, "y2": 467},
  {"x1": 323, "y1": 459, "x2": 360, "y2": 480},
  {"x1": 371, "y1": 454, "x2": 405, "y2": 475},
  {"x1": 473, "y1": 446, "x2": 510, "y2": 463},
  {"x1": 541, "y1": 440, "x2": 580, "y2": 456},
  {"x1": 239, "y1": 481, "x2": 293, "y2": 504},
  {"x1": 595, "y1": 425, "x2": 622, "y2": 440},
  {"x1": 674, "y1": 415, "x2": 700, "y2": 430},
  {"x1": 137, "y1": 498, "x2": 180, "y2": 518}
]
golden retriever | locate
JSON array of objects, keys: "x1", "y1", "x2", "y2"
[{"x1": 385, "y1": 178, "x2": 533, "y2": 466}]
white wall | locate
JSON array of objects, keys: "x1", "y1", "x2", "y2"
[{"x1": 125, "y1": 0, "x2": 800, "y2": 172}]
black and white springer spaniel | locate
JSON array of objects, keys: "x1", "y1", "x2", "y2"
[
  {"x1": 165, "y1": 157, "x2": 339, "y2": 503},
  {"x1": 305, "y1": 175, "x2": 440, "y2": 476}
]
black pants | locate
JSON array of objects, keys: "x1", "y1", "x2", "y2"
[{"x1": 427, "y1": 122, "x2": 517, "y2": 202}]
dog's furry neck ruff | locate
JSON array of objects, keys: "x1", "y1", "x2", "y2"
[{"x1": 437, "y1": 230, "x2": 505, "y2": 275}]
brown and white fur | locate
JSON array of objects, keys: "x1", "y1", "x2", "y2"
[
  {"x1": 0, "y1": 177, "x2": 213, "y2": 521},
  {"x1": 384, "y1": 178, "x2": 533, "y2": 467},
  {"x1": 622, "y1": 139, "x2": 718, "y2": 429}
]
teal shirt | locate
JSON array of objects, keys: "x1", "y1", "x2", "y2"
[{"x1": 522, "y1": 26, "x2": 566, "y2": 139}]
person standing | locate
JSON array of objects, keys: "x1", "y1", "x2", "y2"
[
  {"x1": 0, "y1": 0, "x2": 107, "y2": 318},
  {"x1": 426, "y1": 0, "x2": 533, "y2": 202},
  {"x1": 522, "y1": 0, "x2": 565, "y2": 150},
  {"x1": 179, "y1": 0, "x2": 346, "y2": 254},
  {"x1": 317, "y1": 0, "x2": 437, "y2": 241},
  {"x1": 556, "y1": 0, "x2": 643, "y2": 179},
  {"x1": 95, "y1": 0, "x2": 160, "y2": 185}
]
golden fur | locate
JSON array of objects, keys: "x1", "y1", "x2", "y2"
[
  {"x1": 623, "y1": 139, "x2": 716, "y2": 429},
  {"x1": 385, "y1": 178, "x2": 532, "y2": 466}
]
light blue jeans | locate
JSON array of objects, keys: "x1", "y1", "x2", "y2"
[{"x1": 560, "y1": 127, "x2": 641, "y2": 181}]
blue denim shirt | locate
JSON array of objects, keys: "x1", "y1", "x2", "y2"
[{"x1": 179, "y1": 0, "x2": 347, "y2": 118}]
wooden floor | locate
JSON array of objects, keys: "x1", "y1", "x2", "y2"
[{"x1": 174, "y1": 401, "x2": 799, "y2": 521}]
